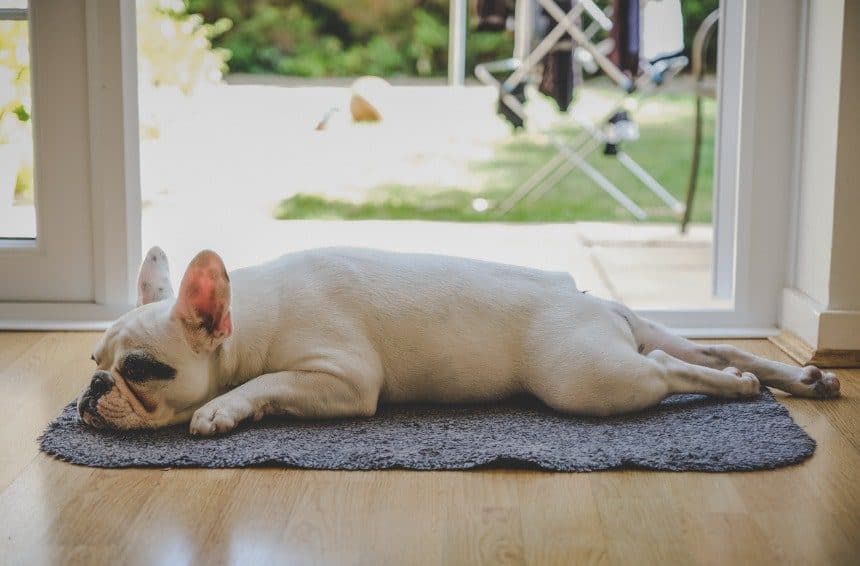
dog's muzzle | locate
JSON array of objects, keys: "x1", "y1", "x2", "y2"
[{"x1": 77, "y1": 370, "x2": 115, "y2": 425}]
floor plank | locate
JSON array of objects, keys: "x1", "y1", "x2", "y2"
[
  {"x1": 0, "y1": 332, "x2": 100, "y2": 491},
  {"x1": 0, "y1": 333, "x2": 857, "y2": 565}
]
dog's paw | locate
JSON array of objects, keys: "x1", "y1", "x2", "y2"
[
  {"x1": 723, "y1": 366, "x2": 761, "y2": 397},
  {"x1": 190, "y1": 395, "x2": 252, "y2": 436},
  {"x1": 799, "y1": 366, "x2": 841, "y2": 399}
]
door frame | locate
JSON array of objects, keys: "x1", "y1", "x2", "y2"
[
  {"x1": 0, "y1": 0, "x2": 141, "y2": 329},
  {"x1": 640, "y1": 0, "x2": 804, "y2": 337},
  {"x1": 0, "y1": 0, "x2": 804, "y2": 334}
]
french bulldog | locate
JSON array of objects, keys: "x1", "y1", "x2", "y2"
[{"x1": 78, "y1": 246, "x2": 840, "y2": 435}]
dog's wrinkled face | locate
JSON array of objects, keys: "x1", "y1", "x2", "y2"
[{"x1": 77, "y1": 246, "x2": 233, "y2": 430}]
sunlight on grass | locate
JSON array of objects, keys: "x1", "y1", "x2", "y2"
[{"x1": 274, "y1": 89, "x2": 716, "y2": 224}]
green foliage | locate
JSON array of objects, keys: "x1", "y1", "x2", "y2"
[
  {"x1": 0, "y1": 21, "x2": 31, "y2": 142},
  {"x1": 409, "y1": 9, "x2": 448, "y2": 75},
  {"x1": 11, "y1": 104, "x2": 28, "y2": 122},
  {"x1": 185, "y1": 0, "x2": 513, "y2": 77},
  {"x1": 137, "y1": 0, "x2": 231, "y2": 94},
  {"x1": 186, "y1": 0, "x2": 716, "y2": 78},
  {"x1": 680, "y1": 0, "x2": 720, "y2": 64},
  {"x1": 0, "y1": 21, "x2": 33, "y2": 200},
  {"x1": 0, "y1": 0, "x2": 233, "y2": 202}
]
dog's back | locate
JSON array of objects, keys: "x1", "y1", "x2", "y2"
[{"x1": 229, "y1": 247, "x2": 583, "y2": 402}]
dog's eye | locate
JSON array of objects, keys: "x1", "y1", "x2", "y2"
[
  {"x1": 121, "y1": 367, "x2": 144, "y2": 381},
  {"x1": 118, "y1": 352, "x2": 177, "y2": 382}
]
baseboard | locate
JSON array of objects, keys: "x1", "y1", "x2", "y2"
[
  {"x1": 781, "y1": 288, "x2": 860, "y2": 352},
  {"x1": 0, "y1": 302, "x2": 127, "y2": 330},
  {"x1": 770, "y1": 330, "x2": 860, "y2": 368}
]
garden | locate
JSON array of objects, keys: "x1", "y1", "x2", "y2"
[{"x1": 0, "y1": 0, "x2": 718, "y2": 233}]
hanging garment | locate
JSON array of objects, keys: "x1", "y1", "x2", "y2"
[
  {"x1": 476, "y1": 0, "x2": 511, "y2": 32},
  {"x1": 539, "y1": 48, "x2": 575, "y2": 112},
  {"x1": 537, "y1": 0, "x2": 577, "y2": 112},
  {"x1": 610, "y1": 0, "x2": 640, "y2": 75},
  {"x1": 641, "y1": 0, "x2": 685, "y2": 63}
]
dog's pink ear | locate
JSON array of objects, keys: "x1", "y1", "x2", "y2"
[
  {"x1": 171, "y1": 250, "x2": 232, "y2": 351},
  {"x1": 137, "y1": 246, "x2": 174, "y2": 306}
]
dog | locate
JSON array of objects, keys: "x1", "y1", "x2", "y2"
[{"x1": 78, "y1": 246, "x2": 840, "y2": 435}]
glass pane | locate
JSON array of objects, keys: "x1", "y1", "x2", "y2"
[
  {"x1": 138, "y1": 0, "x2": 723, "y2": 309},
  {"x1": 0, "y1": 11, "x2": 35, "y2": 239}
]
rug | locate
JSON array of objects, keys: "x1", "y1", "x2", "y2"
[{"x1": 39, "y1": 390, "x2": 815, "y2": 472}]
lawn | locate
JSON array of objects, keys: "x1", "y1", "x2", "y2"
[{"x1": 274, "y1": 86, "x2": 716, "y2": 224}]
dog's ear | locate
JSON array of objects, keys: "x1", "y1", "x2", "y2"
[
  {"x1": 137, "y1": 246, "x2": 174, "y2": 306},
  {"x1": 171, "y1": 250, "x2": 232, "y2": 352}
]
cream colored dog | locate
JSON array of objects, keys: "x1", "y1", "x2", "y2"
[{"x1": 78, "y1": 246, "x2": 840, "y2": 435}]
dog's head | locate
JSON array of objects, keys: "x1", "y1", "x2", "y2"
[{"x1": 77, "y1": 246, "x2": 233, "y2": 430}]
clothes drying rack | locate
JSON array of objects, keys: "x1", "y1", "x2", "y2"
[{"x1": 475, "y1": 0, "x2": 689, "y2": 220}]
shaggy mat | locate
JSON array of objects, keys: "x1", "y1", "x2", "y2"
[{"x1": 40, "y1": 390, "x2": 815, "y2": 472}]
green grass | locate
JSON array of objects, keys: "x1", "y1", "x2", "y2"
[{"x1": 274, "y1": 90, "x2": 716, "y2": 223}]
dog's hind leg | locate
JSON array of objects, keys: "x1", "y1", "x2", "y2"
[
  {"x1": 523, "y1": 301, "x2": 761, "y2": 417},
  {"x1": 527, "y1": 344, "x2": 762, "y2": 418},
  {"x1": 644, "y1": 349, "x2": 761, "y2": 398},
  {"x1": 631, "y1": 315, "x2": 840, "y2": 399}
]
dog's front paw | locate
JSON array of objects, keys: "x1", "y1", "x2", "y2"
[{"x1": 190, "y1": 395, "x2": 252, "y2": 436}]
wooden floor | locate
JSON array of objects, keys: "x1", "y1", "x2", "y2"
[{"x1": 0, "y1": 333, "x2": 857, "y2": 565}]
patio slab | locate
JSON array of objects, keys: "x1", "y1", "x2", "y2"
[
  {"x1": 142, "y1": 193, "x2": 716, "y2": 309},
  {"x1": 588, "y1": 245, "x2": 727, "y2": 309},
  {"x1": 575, "y1": 221, "x2": 713, "y2": 247},
  {"x1": 573, "y1": 221, "x2": 726, "y2": 309}
]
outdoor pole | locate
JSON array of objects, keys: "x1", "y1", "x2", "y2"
[
  {"x1": 513, "y1": 0, "x2": 535, "y2": 62},
  {"x1": 448, "y1": 0, "x2": 467, "y2": 86}
]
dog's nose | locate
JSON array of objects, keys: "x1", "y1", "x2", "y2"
[{"x1": 89, "y1": 370, "x2": 114, "y2": 399}]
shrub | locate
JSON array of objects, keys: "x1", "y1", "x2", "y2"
[
  {"x1": 186, "y1": 0, "x2": 513, "y2": 78},
  {"x1": 187, "y1": 0, "x2": 717, "y2": 79},
  {"x1": 0, "y1": 21, "x2": 29, "y2": 143},
  {"x1": 0, "y1": 21, "x2": 32, "y2": 200},
  {"x1": 137, "y1": 0, "x2": 231, "y2": 94},
  {"x1": 0, "y1": 0, "x2": 232, "y2": 202}
]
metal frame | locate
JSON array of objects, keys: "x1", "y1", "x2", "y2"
[
  {"x1": 476, "y1": 57, "x2": 651, "y2": 218},
  {"x1": 447, "y1": 0, "x2": 467, "y2": 86},
  {"x1": 473, "y1": 0, "x2": 803, "y2": 335},
  {"x1": 475, "y1": 0, "x2": 685, "y2": 220},
  {"x1": 0, "y1": 8, "x2": 27, "y2": 21},
  {"x1": 681, "y1": 9, "x2": 720, "y2": 233}
]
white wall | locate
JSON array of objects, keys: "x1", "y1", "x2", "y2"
[
  {"x1": 781, "y1": 0, "x2": 860, "y2": 350},
  {"x1": 828, "y1": 0, "x2": 860, "y2": 312}
]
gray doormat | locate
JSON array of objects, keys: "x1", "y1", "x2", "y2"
[{"x1": 40, "y1": 390, "x2": 815, "y2": 472}]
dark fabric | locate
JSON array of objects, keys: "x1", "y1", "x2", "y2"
[
  {"x1": 537, "y1": 0, "x2": 577, "y2": 112},
  {"x1": 40, "y1": 390, "x2": 816, "y2": 472},
  {"x1": 539, "y1": 48, "x2": 575, "y2": 112},
  {"x1": 476, "y1": 0, "x2": 511, "y2": 32},
  {"x1": 611, "y1": 0, "x2": 640, "y2": 75}
]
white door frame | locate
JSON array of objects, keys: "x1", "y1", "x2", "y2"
[
  {"x1": 0, "y1": 0, "x2": 803, "y2": 335},
  {"x1": 640, "y1": 0, "x2": 804, "y2": 337},
  {"x1": 0, "y1": 0, "x2": 141, "y2": 329}
]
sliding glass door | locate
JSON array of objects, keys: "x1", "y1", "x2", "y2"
[
  {"x1": 0, "y1": 1, "x2": 141, "y2": 327},
  {"x1": 0, "y1": 0, "x2": 803, "y2": 334}
]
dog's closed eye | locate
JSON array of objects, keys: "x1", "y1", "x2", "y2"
[{"x1": 118, "y1": 351, "x2": 177, "y2": 382}]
